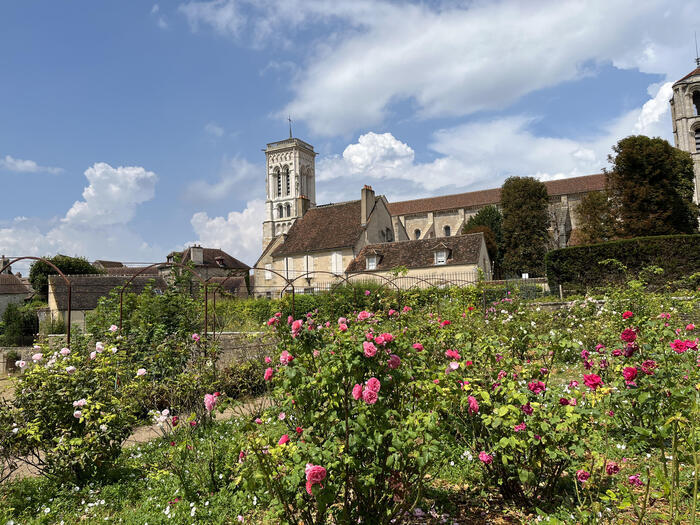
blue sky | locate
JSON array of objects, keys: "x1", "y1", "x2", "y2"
[{"x1": 1, "y1": 0, "x2": 698, "y2": 269}]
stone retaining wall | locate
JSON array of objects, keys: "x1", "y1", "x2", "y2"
[{"x1": 0, "y1": 347, "x2": 32, "y2": 375}]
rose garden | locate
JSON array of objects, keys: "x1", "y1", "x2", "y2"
[{"x1": 0, "y1": 272, "x2": 699, "y2": 524}]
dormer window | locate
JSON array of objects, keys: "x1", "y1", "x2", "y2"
[
  {"x1": 215, "y1": 256, "x2": 225, "y2": 268},
  {"x1": 414, "y1": 229, "x2": 421, "y2": 240},
  {"x1": 434, "y1": 250, "x2": 448, "y2": 265},
  {"x1": 366, "y1": 255, "x2": 378, "y2": 270}
]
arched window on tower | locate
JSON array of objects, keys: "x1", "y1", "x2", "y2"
[
  {"x1": 283, "y1": 166, "x2": 290, "y2": 196},
  {"x1": 444, "y1": 225, "x2": 451, "y2": 237},
  {"x1": 414, "y1": 229, "x2": 421, "y2": 240},
  {"x1": 274, "y1": 168, "x2": 281, "y2": 197},
  {"x1": 695, "y1": 128, "x2": 700, "y2": 153},
  {"x1": 286, "y1": 203, "x2": 291, "y2": 217},
  {"x1": 277, "y1": 204, "x2": 283, "y2": 218},
  {"x1": 693, "y1": 91, "x2": 700, "y2": 116}
]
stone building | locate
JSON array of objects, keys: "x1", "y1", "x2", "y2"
[
  {"x1": 346, "y1": 232, "x2": 491, "y2": 287},
  {"x1": 670, "y1": 63, "x2": 700, "y2": 204},
  {"x1": 164, "y1": 245, "x2": 250, "y2": 281},
  {"x1": 0, "y1": 273, "x2": 31, "y2": 317}
]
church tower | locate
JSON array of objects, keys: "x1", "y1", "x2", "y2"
[
  {"x1": 261, "y1": 136, "x2": 317, "y2": 248},
  {"x1": 670, "y1": 62, "x2": 700, "y2": 203}
]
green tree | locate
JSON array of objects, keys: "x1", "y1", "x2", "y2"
[
  {"x1": 500, "y1": 176, "x2": 550, "y2": 277},
  {"x1": 606, "y1": 135, "x2": 699, "y2": 237},
  {"x1": 463, "y1": 205, "x2": 503, "y2": 275},
  {"x1": 0, "y1": 303, "x2": 38, "y2": 346},
  {"x1": 29, "y1": 255, "x2": 102, "y2": 300},
  {"x1": 572, "y1": 190, "x2": 615, "y2": 245}
]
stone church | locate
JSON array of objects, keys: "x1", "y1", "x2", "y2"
[{"x1": 253, "y1": 65, "x2": 700, "y2": 296}]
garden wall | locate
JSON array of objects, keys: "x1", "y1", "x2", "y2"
[
  {"x1": 0, "y1": 346, "x2": 32, "y2": 375},
  {"x1": 209, "y1": 332, "x2": 276, "y2": 369}
]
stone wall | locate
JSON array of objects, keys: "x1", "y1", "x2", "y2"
[
  {"x1": 209, "y1": 332, "x2": 276, "y2": 369},
  {"x1": 0, "y1": 347, "x2": 32, "y2": 375}
]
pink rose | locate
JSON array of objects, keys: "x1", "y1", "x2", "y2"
[
  {"x1": 374, "y1": 335, "x2": 386, "y2": 346},
  {"x1": 622, "y1": 311, "x2": 634, "y2": 319},
  {"x1": 264, "y1": 356, "x2": 272, "y2": 363},
  {"x1": 357, "y1": 310, "x2": 372, "y2": 321},
  {"x1": 440, "y1": 320, "x2": 451, "y2": 327},
  {"x1": 622, "y1": 367, "x2": 638, "y2": 383},
  {"x1": 136, "y1": 368, "x2": 146, "y2": 377},
  {"x1": 628, "y1": 474, "x2": 644, "y2": 487},
  {"x1": 364, "y1": 290, "x2": 371, "y2": 296},
  {"x1": 31, "y1": 353, "x2": 42, "y2": 362},
  {"x1": 90, "y1": 351, "x2": 97, "y2": 360},
  {"x1": 514, "y1": 422, "x2": 526, "y2": 432},
  {"x1": 583, "y1": 374, "x2": 603, "y2": 390},
  {"x1": 528, "y1": 381, "x2": 546, "y2": 395},
  {"x1": 478, "y1": 451, "x2": 493, "y2": 464},
  {"x1": 192, "y1": 333, "x2": 200, "y2": 342},
  {"x1": 641, "y1": 360, "x2": 657, "y2": 375},
  {"x1": 388, "y1": 309, "x2": 397, "y2": 316},
  {"x1": 670, "y1": 339, "x2": 688, "y2": 353},
  {"x1": 412, "y1": 343, "x2": 423, "y2": 351},
  {"x1": 381, "y1": 333, "x2": 394, "y2": 343},
  {"x1": 60, "y1": 347, "x2": 71, "y2": 356},
  {"x1": 352, "y1": 384, "x2": 363, "y2": 401},
  {"x1": 467, "y1": 395, "x2": 479, "y2": 415},
  {"x1": 687, "y1": 323, "x2": 695, "y2": 331},
  {"x1": 305, "y1": 464, "x2": 327, "y2": 494},
  {"x1": 280, "y1": 350, "x2": 294, "y2": 365},
  {"x1": 387, "y1": 354, "x2": 401, "y2": 369},
  {"x1": 73, "y1": 410, "x2": 82, "y2": 419},
  {"x1": 363, "y1": 341, "x2": 377, "y2": 358},
  {"x1": 362, "y1": 389, "x2": 378, "y2": 404},
  {"x1": 445, "y1": 349, "x2": 461, "y2": 360},
  {"x1": 403, "y1": 306, "x2": 412, "y2": 312},
  {"x1": 255, "y1": 418, "x2": 263, "y2": 424},
  {"x1": 606, "y1": 462, "x2": 620, "y2": 475},
  {"x1": 204, "y1": 393, "x2": 217, "y2": 413},
  {"x1": 264, "y1": 367, "x2": 274, "y2": 381},
  {"x1": 338, "y1": 323, "x2": 348, "y2": 332},
  {"x1": 109, "y1": 324, "x2": 118, "y2": 332},
  {"x1": 576, "y1": 470, "x2": 591, "y2": 483},
  {"x1": 338, "y1": 317, "x2": 347, "y2": 325},
  {"x1": 366, "y1": 377, "x2": 381, "y2": 393},
  {"x1": 278, "y1": 434, "x2": 289, "y2": 445}
]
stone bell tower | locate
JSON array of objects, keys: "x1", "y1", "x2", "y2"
[
  {"x1": 261, "y1": 133, "x2": 317, "y2": 248},
  {"x1": 670, "y1": 61, "x2": 700, "y2": 204}
]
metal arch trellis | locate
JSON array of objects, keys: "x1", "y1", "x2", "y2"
[{"x1": 0, "y1": 256, "x2": 74, "y2": 347}]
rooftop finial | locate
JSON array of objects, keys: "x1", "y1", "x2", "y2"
[
  {"x1": 695, "y1": 32, "x2": 700, "y2": 67},
  {"x1": 288, "y1": 115, "x2": 293, "y2": 139}
]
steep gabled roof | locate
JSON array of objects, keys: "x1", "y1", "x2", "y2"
[
  {"x1": 171, "y1": 247, "x2": 250, "y2": 270},
  {"x1": 0, "y1": 274, "x2": 30, "y2": 295},
  {"x1": 93, "y1": 260, "x2": 125, "y2": 269},
  {"x1": 272, "y1": 199, "x2": 374, "y2": 257},
  {"x1": 104, "y1": 266, "x2": 160, "y2": 276},
  {"x1": 347, "y1": 233, "x2": 485, "y2": 272},
  {"x1": 49, "y1": 274, "x2": 167, "y2": 311},
  {"x1": 388, "y1": 174, "x2": 605, "y2": 216}
]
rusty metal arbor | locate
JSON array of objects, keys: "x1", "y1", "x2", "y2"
[{"x1": 0, "y1": 256, "x2": 74, "y2": 347}]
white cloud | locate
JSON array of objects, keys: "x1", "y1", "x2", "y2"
[
  {"x1": 204, "y1": 121, "x2": 224, "y2": 137},
  {"x1": 1, "y1": 162, "x2": 162, "y2": 272},
  {"x1": 189, "y1": 199, "x2": 265, "y2": 266},
  {"x1": 186, "y1": 157, "x2": 261, "y2": 201},
  {"x1": 64, "y1": 163, "x2": 157, "y2": 227},
  {"x1": 179, "y1": 0, "x2": 245, "y2": 38},
  {"x1": 0, "y1": 154, "x2": 63, "y2": 174}
]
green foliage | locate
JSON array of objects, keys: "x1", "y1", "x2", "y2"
[
  {"x1": 464, "y1": 205, "x2": 504, "y2": 275},
  {"x1": 0, "y1": 302, "x2": 38, "y2": 346},
  {"x1": 28, "y1": 255, "x2": 102, "y2": 300},
  {"x1": 545, "y1": 234, "x2": 700, "y2": 291},
  {"x1": 572, "y1": 190, "x2": 615, "y2": 245},
  {"x1": 500, "y1": 177, "x2": 550, "y2": 277},
  {"x1": 606, "y1": 135, "x2": 699, "y2": 237}
]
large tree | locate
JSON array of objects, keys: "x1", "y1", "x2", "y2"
[
  {"x1": 500, "y1": 176, "x2": 550, "y2": 277},
  {"x1": 606, "y1": 135, "x2": 698, "y2": 237},
  {"x1": 572, "y1": 190, "x2": 615, "y2": 245},
  {"x1": 29, "y1": 254, "x2": 102, "y2": 300}
]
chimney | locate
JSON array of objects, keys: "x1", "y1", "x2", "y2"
[
  {"x1": 296, "y1": 195, "x2": 311, "y2": 217},
  {"x1": 190, "y1": 245, "x2": 204, "y2": 265},
  {"x1": 360, "y1": 185, "x2": 375, "y2": 226},
  {"x1": 0, "y1": 255, "x2": 10, "y2": 274}
]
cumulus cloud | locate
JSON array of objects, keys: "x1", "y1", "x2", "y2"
[
  {"x1": 1, "y1": 162, "x2": 162, "y2": 272},
  {"x1": 189, "y1": 199, "x2": 265, "y2": 266},
  {"x1": 0, "y1": 154, "x2": 63, "y2": 174},
  {"x1": 179, "y1": 0, "x2": 245, "y2": 38},
  {"x1": 316, "y1": 82, "x2": 676, "y2": 202}
]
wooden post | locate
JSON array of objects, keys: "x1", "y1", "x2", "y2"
[{"x1": 559, "y1": 284, "x2": 563, "y2": 301}]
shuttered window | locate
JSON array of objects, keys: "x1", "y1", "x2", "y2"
[
  {"x1": 264, "y1": 264, "x2": 272, "y2": 280},
  {"x1": 331, "y1": 252, "x2": 343, "y2": 275}
]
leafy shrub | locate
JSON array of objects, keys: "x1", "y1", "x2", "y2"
[{"x1": 545, "y1": 234, "x2": 700, "y2": 291}]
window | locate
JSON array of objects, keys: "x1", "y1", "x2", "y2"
[
  {"x1": 277, "y1": 204, "x2": 283, "y2": 218},
  {"x1": 434, "y1": 250, "x2": 447, "y2": 265},
  {"x1": 414, "y1": 229, "x2": 421, "y2": 240},
  {"x1": 695, "y1": 128, "x2": 700, "y2": 153},
  {"x1": 286, "y1": 204, "x2": 291, "y2": 217},
  {"x1": 275, "y1": 168, "x2": 281, "y2": 197},
  {"x1": 331, "y1": 251, "x2": 343, "y2": 275},
  {"x1": 265, "y1": 263, "x2": 272, "y2": 280},
  {"x1": 386, "y1": 228, "x2": 394, "y2": 242},
  {"x1": 366, "y1": 255, "x2": 377, "y2": 270},
  {"x1": 444, "y1": 225, "x2": 451, "y2": 237},
  {"x1": 283, "y1": 166, "x2": 290, "y2": 195},
  {"x1": 285, "y1": 257, "x2": 294, "y2": 279},
  {"x1": 694, "y1": 91, "x2": 700, "y2": 116}
]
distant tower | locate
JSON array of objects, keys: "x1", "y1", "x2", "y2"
[
  {"x1": 261, "y1": 135, "x2": 317, "y2": 248},
  {"x1": 670, "y1": 58, "x2": 700, "y2": 203}
]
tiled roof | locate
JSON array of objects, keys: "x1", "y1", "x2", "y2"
[
  {"x1": 388, "y1": 174, "x2": 605, "y2": 216},
  {"x1": 171, "y1": 247, "x2": 250, "y2": 270},
  {"x1": 104, "y1": 266, "x2": 160, "y2": 276},
  {"x1": 272, "y1": 199, "x2": 373, "y2": 257},
  {"x1": 676, "y1": 67, "x2": 700, "y2": 83},
  {"x1": 346, "y1": 233, "x2": 484, "y2": 272},
  {"x1": 93, "y1": 260, "x2": 125, "y2": 269},
  {"x1": 0, "y1": 274, "x2": 30, "y2": 295},
  {"x1": 206, "y1": 276, "x2": 252, "y2": 298},
  {"x1": 49, "y1": 274, "x2": 167, "y2": 311}
]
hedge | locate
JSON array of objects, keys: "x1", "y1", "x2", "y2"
[{"x1": 545, "y1": 234, "x2": 700, "y2": 291}]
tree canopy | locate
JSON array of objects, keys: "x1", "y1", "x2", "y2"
[
  {"x1": 572, "y1": 190, "x2": 615, "y2": 245},
  {"x1": 463, "y1": 205, "x2": 503, "y2": 275},
  {"x1": 29, "y1": 255, "x2": 102, "y2": 300},
  {"x1": 500, "y1": 176, "x2": 550, "y2": 277},
  {"x1": 606, "y1": 135, "x2": 698, "y2": 237}
]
